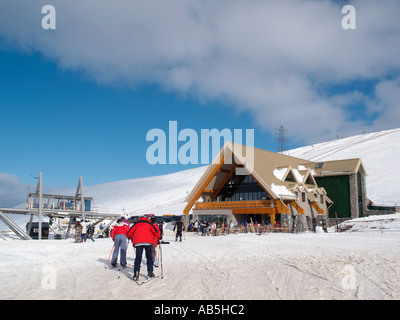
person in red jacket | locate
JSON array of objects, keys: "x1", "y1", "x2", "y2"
[
  {"x1": 110, "y1": 218, "x2": 129, "y2": 268},
  {"x1": 128, "y1": 216, "x2": 160, "y2": 280}
]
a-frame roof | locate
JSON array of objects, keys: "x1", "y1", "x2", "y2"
[
  {"x1": 184, "y1": 142, "x2": 366, "y2": 214},
  {"x1": 185, "y1": 142, "x2": 315, "y2": 205},
  {"x1": 302, "y1": 169, "x2": 318, "y2": 186},
  {"x1": 309, "y1": 158, "x2": 367, "y2": 176}
]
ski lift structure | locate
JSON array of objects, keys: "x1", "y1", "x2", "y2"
[{"x1": 0, "y1": 172, "x2": 120, "y2": 240}]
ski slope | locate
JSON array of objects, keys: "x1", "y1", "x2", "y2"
[
  {"x1": 83, "y1": 166, "x2": 207, "y2": 216},
  {"x1": 0, "y1": 216, "x2": 399, "y2": 300}
]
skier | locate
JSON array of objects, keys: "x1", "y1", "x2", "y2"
[
  {"x1": 201, "y1": 220, "x2": 208, "y2": 236},
  {"x1": 312, "y1": 217, "x2": 317, "y2": 233},
  {"x1": 229, "y1": 221, "x2": 234, "y2": 235},
  {"x1": 243, "y1": 220, "x2": 248, "y2": 233},
  {"x1": 74, "y1": 221, "x2": 83, "y2": 243},
  {"x1": 128, "y1": 215, "x2": 160, "y2": 281},
  {"x1": 211, "y1": 221, "x2": 217, "y2": 236},
  {"x1": 110, "y1": 218, "x2": 129, "y2": 268},
  {"x1": 173, "y1": 218, "x2": 185, "y2": 241},
  {"x1": 121, "y1": 217, "x2": 130, "y2": 228},
  {"x1": 80, "y1": 220, "x2": 87, "y2": 242}
]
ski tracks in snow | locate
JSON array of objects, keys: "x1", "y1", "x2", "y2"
[
  {"x1": 289, "y1": 130, "x2": 393, "y2": 162},
  {"x1": 1, "y1": 231, "x2": 399, "y2": 299},
  {"x1": 158, "y1": 232, "x2": 400, "y2": 300}
]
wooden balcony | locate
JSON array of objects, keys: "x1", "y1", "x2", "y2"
[
  {"x1": 194, "y1": 199, "x2": 292, "y2": 215},
  {"x1": 195, "y1": 200, "x2": 273, "y2": 210}
]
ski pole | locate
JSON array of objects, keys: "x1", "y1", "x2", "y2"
[
  {"x1": 155, "y1": 245, "x2": 160, "y2": 267},
  {"x1": 159, "y1": 243, "x2": 163, "y2": 279},
  {"x1": 106, "y1": 244, "x2": 115, "y2": 267}
]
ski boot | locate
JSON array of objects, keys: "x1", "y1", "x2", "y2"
[
  {"x1": 148, "y1": 271, "x2": 155, "y2": 278},
  {"x1": 133, "y1": 271, "x2": 140, "y2": 281}
]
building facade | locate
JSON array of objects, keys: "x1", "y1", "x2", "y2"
[{"x1": 183, "y1": 142, "x2": 368, "y2": 230}]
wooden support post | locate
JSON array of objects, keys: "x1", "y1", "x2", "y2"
[
  {"x1": 38, "y1": 172, "x2": 43, "y2": 240},
  {"x1": 271, "y1": 213, "x2": 276, "y2": 226}
]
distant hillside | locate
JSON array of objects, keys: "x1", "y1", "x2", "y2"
[{"x1": 84, "y1": 166, "x2": 207, "y2": 216}]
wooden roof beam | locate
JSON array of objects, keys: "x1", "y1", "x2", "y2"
[
  {"x1": 183, "y1": 155, "x2": 226, "y2": 214},
  {"x1": 211, "y1": 164, "x2": 238, "y2": 201}
]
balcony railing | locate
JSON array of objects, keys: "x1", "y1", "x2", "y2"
[{"x1": 195, "y1": 200, "x2": 274, "y2": 210}]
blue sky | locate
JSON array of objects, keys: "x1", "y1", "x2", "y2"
[
  {"x1": 0, "y1": 48, "x2": 269, "y2": 188},
  {"x1": 0, "y1": 0, "x2": 400, "y2": 206}
]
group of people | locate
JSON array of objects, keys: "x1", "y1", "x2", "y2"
[
  {"x1": 73, "y1": 220, "x2": 96, "y2": 243},
  {"x1": 189, "y1": 220, "x2": 226, "y2": 236},
  {"x1": 73, "y1": 220, "x2": 109, "y2": 243},
  {"x1": 188, "y1": 219, "x2": 262, "y2": 236},
  {"x1": 110, "y1": 215, "x2": 163, "y2": 281}
]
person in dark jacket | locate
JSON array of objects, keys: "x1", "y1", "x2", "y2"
[
  {"x1": 173, "y1": 218, "x2": 185, "y2": 242},
  {"x1": 128, "y1": 216, "x2": 160, "y2": 280},
  {"x1": 74, "y1": 221, "x2": 82, "y2": 243}
]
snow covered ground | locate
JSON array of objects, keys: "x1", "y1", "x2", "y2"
[{"x1": 1, "y1": 216, "x2": 400, "y2": 300}]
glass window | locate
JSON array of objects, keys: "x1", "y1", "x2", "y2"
[{"x1": 213, "y1": 171, "x2": 271, "y2": 202}]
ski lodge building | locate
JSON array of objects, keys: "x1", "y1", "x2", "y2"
[{"x1": 183, "y1": 142, "x2": 368, "y2": 229}]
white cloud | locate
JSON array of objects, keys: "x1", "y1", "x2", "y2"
[
  {"x1": 0, "y1": 0, "x2": 399, "y2": 142},
  {"x1": 374, "y1": 77, "x2": 400, "y2": 126},
  {"x1": 0, "y1": 173, "x2": 26, "y2": 208}
]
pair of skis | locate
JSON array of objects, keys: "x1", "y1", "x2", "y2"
[
  {"x1": 106, "y1": 263, "x2": 130, "y2": 271},
  {"x1": 107, "y1": 266, "x2": 161, "y2": 285},
  {"x1": 105, "y1": 241, "x2": 169, "y2": 285},
  {"x1": 105, "y1": 263, "x2": 131, "y2": 279},
  {"x1": 105, "y1": 263, "x2": 159, "y2": 284},
  {"x1": 133, "y1": 272, "x2": 162, "y2": 285},
  {"x1": 132, "y1": 241, "x2": 168, "y2": 285}
]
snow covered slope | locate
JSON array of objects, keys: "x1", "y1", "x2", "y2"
[
  {"x1": 287, "y1": 128, "x2": 400, "y2": 206},
  {"x1": 85, "y1": 166, "x2": 207, "y2": 216}
]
